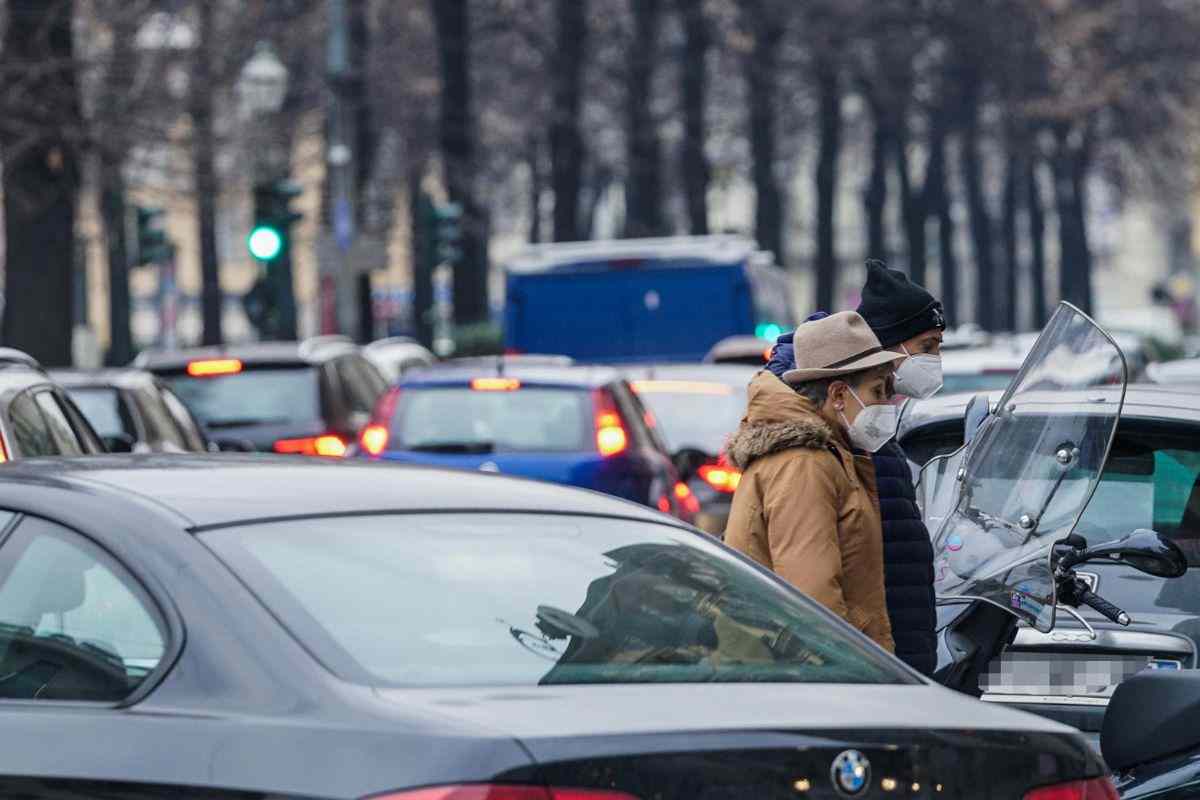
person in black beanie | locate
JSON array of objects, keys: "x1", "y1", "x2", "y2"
[{"x1": 855, "y1": 259, "x2": 944, "y2": 675}]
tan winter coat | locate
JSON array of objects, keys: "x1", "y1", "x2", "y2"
[{"x1": 723, "y1": 372, "x2": 895, "y2": 652}]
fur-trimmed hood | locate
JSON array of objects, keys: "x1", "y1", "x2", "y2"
[{"x1": 724, "y1": 372, "x2": 836, "y2": 470}]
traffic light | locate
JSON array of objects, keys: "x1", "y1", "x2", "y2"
[
  {"x1": 433, "y1": 201, "x2": 463, "y2": 266},
  {"x1": 133, "y1": 206, "x2": 172, "y2": 266},
  {"x1": 245, "y1": 180, "x2": 303, "y2": 339}
]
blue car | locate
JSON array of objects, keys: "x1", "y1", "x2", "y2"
[{"x1": 353, "y1": 358, "x2": 697, "y2": 522}]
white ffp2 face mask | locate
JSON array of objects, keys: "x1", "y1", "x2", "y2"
[
  {"x1": 894, "y1": 345, "x2": 943, "y2": 399},
  {"x1": 840, "y1": 387, "x2": 898, "y2": 453}
]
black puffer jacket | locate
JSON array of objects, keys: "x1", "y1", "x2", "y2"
[{"x1": 871, "y1": 440, "x2": 936, "y2": 675}]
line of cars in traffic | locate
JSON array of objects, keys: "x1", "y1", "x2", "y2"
[{"x1": 1, "y1": 319, "x2": 1199, "y2": 797}]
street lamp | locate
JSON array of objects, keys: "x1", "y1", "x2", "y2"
[{"x1": 237, "y1": 42, "x2": 289, "y2": 118}]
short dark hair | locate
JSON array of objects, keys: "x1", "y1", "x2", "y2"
[{"x1": 791, "y1": 365, "x2": 890, "y2": 406}]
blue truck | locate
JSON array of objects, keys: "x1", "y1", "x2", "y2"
[{"x1": 503, "y1": 236, "x2": 796, "y2": 363}]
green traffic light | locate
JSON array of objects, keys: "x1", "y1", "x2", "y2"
[
  {"x1": 248, "y1": 226, "x2": 283, "y2": 260},
  {"x1": 756, "y1": 322, "x2": 784, "y2": 340}
]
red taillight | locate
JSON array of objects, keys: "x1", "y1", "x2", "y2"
[
  {"x1": 656, "y1": 495, "x2": 671, "y2": 513},
  {"x1": 273, "y1": 434, "x2": 348, "y2": 457},
  {"x1": 0, "y1": 435, "x2": 9, "y2": 463},
  {"x1": 592, "y1": 389, "x2": 629, "y2": 458},
  {"x1": 1023, "y1": 777, "x2": 1120, "y2": 800},
  {"x1": 367, "y1": 785, "x2": 639, "y2": 800},
  {"x1": 360, "y1": 424, "x2": 389, "y2": 456},
  {"x1": 673, "y1": 481, "x2": 701, "y2": 515},
  {"x1": 698, "y1": 463, "x2": 742, "y2": 493},
  {"x1": 186, "y1": 358, "x2": 243, "y2": 377}
]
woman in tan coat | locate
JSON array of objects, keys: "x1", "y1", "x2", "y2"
[{"x1": 723, "y1": 311, "x2": 904, "y2": 652}]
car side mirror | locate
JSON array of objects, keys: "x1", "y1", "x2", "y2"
[
  {"x1": 1080, "y1": 529, "x2": 1187, "y2": 578},
  {"x1": 213, "y1": 437, "x2": 257, "y2": 453},
  {"x1": 101, "y1": 433, "x2": 136, "y2": 454},
  {"x1": 671, "y1": 447, "x2": 710, "y2": 480},
  {"x1": 963, "y1": 393, "x2": 991, "y2": 446}
]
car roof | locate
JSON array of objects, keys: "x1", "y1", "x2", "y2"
[
  {"x1": 50, "y1": 368, "x2": 158, "y2": 391},
  {"x1": 940, "y1": 345, "x2": 1030, "y2": 373},
  {"x1": 133, "y1": 337, "x2": 357, "y2": 371},
  {"x1": 400, "y1": 362, "x2": 624, "y2": 388},
  {"x1": 622, "y1": 363, "x2": 759, "y2": 388},
  {"x1": 900, "y1": 384, "x2": 1200, "y2": 436},
  {"x1": 507, "y1": 234, "x2": 759, "y2": 273},
  {"x1": 0, "y1": 454, "x2": 684, "y2": 530}
]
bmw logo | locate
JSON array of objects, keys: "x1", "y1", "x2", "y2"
[{"x1": 830, "y1": 750, "x2": 871, "y2": 797}]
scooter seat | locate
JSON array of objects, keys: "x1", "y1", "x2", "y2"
[{"x1": 1102, "y1": 669, "x2": 1200, "y2": 772}]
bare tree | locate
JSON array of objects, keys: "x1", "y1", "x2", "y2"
[
  {"x1": 1, "y1": 0, "x2": 82, "y2": 365},
  {"x1": 624, "y1": 0, "x2": 667, "y2": 237},
  {"x1": 676, "y1": 0, "x2": 711, "y2": 235}
]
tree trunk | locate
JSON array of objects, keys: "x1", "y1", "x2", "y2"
[
  {"x1": 100, "y1": 158, "x2": 133, "y2": 364},
  {"x1": 678, "y1": 0, "x2": 710, "y2": 235},
  {"x1": 1026, "y1": 155, "x2": 1048, "y2": 327},
  {"x1": 894, "y1": 127, "x2": 927, "y2": 286},
  {"x1": 411, "y1": 175, "x2": 435, "y2": 348},
  {"x1": 528, "y1": 136, "x2": 543, "y2": 244},
  {"x1": 1, "y1": 0, "x2": 80, "y2": 366},
  {"x1": 926, "y1": 126, "x2": 956, "y2": 322},
  {"x1": 551, "y1": 0, "x2": 586, "y2": 241},
  {"x1": 744, "y1": 8, "x2": 784, "y2": 262},
  {"x1": 624, "y1": 0, "x2": 666, "y2": 238},
  {"x1": 191, "y1": 0, "x2": 222, "y2": 346},
  {"x1": 959, "y1": 74, "x2": 997, "y2": 331},
  {"x1": 1051, "y1": 124, "x2": 1094, "y2": 315},
  {"x1": 1000, "y1": 138, "x2": 1022, "y2": 332},
  {"x1": 863, "y1": 99, "x2": 889, "y2": 263},
  {"x1": 814, "y1": 57, "x2": 841, "y2": 312},
  {"x1": 432, "y1": 0, "x2": 489, "y2": 326}
]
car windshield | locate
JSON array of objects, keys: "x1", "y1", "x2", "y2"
[
  {"x1": 631, "y1": 380, "x2": 746, "y2": 454},
  {"x1": 941, "y1": 372, "x2": 1018, "y2": 395},
  {"x1": 164, "y1": 366, "x2": 320, "y2": 428},
  {"x1": 201, "y1": 513, "x2": 913, "y2": 688},
  {"x1": 393, "y1": 387, "x2": 590, "y2": 452},
  {"x1": 66, "y1": 387, "x2": 131, "y2": 439}
]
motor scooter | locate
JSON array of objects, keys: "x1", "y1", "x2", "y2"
[{"x1": 917, "y1": 304, "x2": 1191, "y2": 797}]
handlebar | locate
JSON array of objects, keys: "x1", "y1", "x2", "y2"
[{"x1": 1077, "y1": 587, "x2": 1131, "y2": 626}]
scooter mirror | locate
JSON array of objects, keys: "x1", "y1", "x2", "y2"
[
  {"x1": 963, "y1": 393, "x2": 992, "y2": 446},
  {"x1": 1080, "y1": 529, "x2": 1187, "y2": 578}
]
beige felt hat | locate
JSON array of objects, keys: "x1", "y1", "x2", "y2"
[{"x1": 782, "y1": 311, "x2": 906, "y2": 385}]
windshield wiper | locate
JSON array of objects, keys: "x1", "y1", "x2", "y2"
[{"x1": 407, "y1": 441, "x2": 495, "y2": 454}]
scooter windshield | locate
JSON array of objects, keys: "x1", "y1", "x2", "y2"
[{"x1": 929, "y1": 304, "x2": 1127, "y2": 632}]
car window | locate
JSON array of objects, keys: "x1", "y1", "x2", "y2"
[
  {"x1": 8, "y1": 392, "x2": 58, "y2": 458},
  {"x1": 34, "y1": 393, "x2": 84, "y2": 456},
  {"x1": 164, "y1": 366, "x2": 321, "y2": 429},
  {"x1": 631, "y1": 380, "x2": 747, "y2": 456},
  {"x1": 132, "y1": 390, "x2": 188, "y2": 452},
  {"x1": 202, "y1": 513, "x2": 913, "y2": 688},
  {"x1": 159, "y1": 387, "x2": 207, "y2": 452},
  {"x1": 393, "y1": 387, "x2": 590, "y2": 453},
  {"x1": 0, "y1": 517, "x2": 166, "y2": 701},
  {"x1": 66, "y1": 388, "x2": 138, "y2": 440},
  {"x1": 1079, "y1": 431, "x2": 1200, "y2": 566}
]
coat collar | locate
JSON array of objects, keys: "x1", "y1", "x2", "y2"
[{"x1": 724, "y1": 372, "x2": 851, "y2": 470}]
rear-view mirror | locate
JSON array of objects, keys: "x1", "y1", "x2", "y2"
[
  {"x1": 963, "y1": 393, "x2": 991, "y2": 446},
  {"x1": 1082, "y1": 529, "x2": 1187, "y2": 578}
]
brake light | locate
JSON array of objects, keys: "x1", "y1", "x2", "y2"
[
  {"x1": 273, "y1": 434, "x2": 348, "y2": 457},
  {"x1": 656, "y1": 496, "x2": 671, "y2": 513},
  {"x1": 367, "y1": 785, "x2": 639, "y2": 800},
  {"x1": 0, "y1": 435, "x2": 8, "y2": 463},
  {"x1": 673, "y1": 481, "x2": 701, "y2": 515},
  {"x1": 1023, "y1": 777, "x2": 1120, "y2": 800},
  {"x1": 698, "y1": 463, "x2": 742, "y2": 493},
  {"x1": 592, "y1": 389, "x2": 628, "y2": 458},
  {"x1": 186, "y1": 358, "x2": 243, "y2": 377},
  {"x1": 471, "y1": 377, "x2": 521, "y2": 391},
  {"x1": 360, "y1": 424, "x2": 389, "y2": 456},
  {"x1": 763, "y1": 346, "x2": 773, "y2": 362}
]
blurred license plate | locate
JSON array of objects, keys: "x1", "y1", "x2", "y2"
[{"x1": 981, "y1": 653, "x2": 1176, "y2": 697}]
